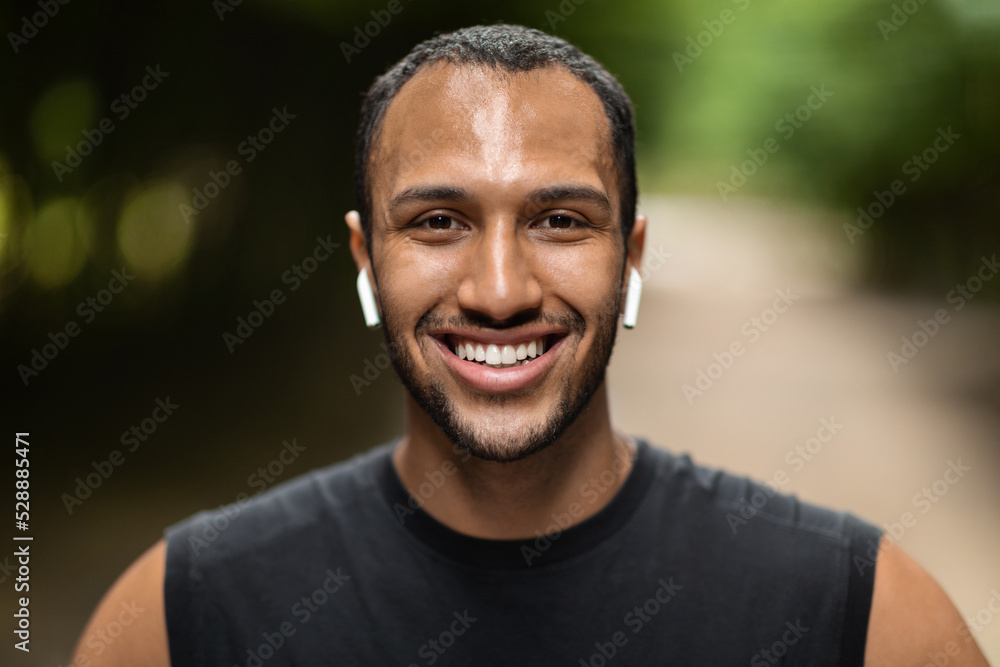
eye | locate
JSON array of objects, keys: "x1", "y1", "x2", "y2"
[
  {"x1": 535, "y1": 214, "x2": 584, "y2": 229},
  {"x1": 416, "y1": 215, "x2": 462, "y2": 230}
]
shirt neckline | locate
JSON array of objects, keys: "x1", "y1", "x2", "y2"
[{"x1": 374, "y1": 436, "x2": 657, "y2": 570}]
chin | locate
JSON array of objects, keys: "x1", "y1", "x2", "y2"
[
  {"x1": 444, "y1": 429, "x2": 560, "y2": 464},
  {"x1": 417, "y1": 374, "x2": 594, "y2": 464}
]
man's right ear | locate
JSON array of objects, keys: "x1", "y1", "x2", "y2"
[{"x1": 344, "y1": 210, "x2": 381, "y2": 328}]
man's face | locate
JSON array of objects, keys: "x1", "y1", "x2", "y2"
[{"x1": 366, "y1": 62, "x2": 630, "y2": 463}]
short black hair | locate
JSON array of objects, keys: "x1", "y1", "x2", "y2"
[{"x1": 353, "y1": 23, "x2": 638, "y2": 256}]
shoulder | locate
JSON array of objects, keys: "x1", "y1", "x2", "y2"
[
  {"x1": 165, "y1": 441, "x2": 393, "y2": 565},
  {"x1": 641, "y1": 441, "x2": 881, "y2": 661},
  {"x1": 73, "y1": 443, "x2": 395, "y2": 666},
  {"x1": 865, "y1": 537, "x2": 989, "y2": 666},
  {"x1": 641, "y1": 442, "x2": 883, "y2": 609},
  {"x1": 71, "y1": 539, "x2": 168, "y2": 667},
  {"x1": 642, "y1": 440, "x2": 878, "y2": 550},
  {"x1": 640, "y1": 441, "x2": 990, "y2": 665}
]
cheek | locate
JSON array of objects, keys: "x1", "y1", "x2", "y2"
[
  {"x1": 541, "y1": 246, "x2": 621, "y2": 310},
  {"x1": 378, "y1": 244, "x2": 460, "y2": 315}
]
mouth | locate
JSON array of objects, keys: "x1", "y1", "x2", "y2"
[
  {"x1": 444, "y1": 333, "x2": 565, "y2": 369},
  {"x1": 428, "y1": 330, "x2": 570, "y2": 393}
]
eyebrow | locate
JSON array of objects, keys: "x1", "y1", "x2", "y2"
[
  {"x1": 387, "y1": 185, "x2": 472, "y2": 218},
  {"x1": 525, "y1": 184, "x2": 612, "y2": 218},
  {"x1": 386, "y1": 183, "x2": 613, "y2": 219}
]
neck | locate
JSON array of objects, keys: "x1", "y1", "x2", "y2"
[{"x1": 392, "y1": 382, "x2": 636, "y2": 540}]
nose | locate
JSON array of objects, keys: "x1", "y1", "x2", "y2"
[{"x1": 457, "y1": 218, "x2": 542, "y2": 323}]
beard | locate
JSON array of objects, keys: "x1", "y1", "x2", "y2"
[{"x1": 379, "y1": 286, "x2": 623, "y2": 464}]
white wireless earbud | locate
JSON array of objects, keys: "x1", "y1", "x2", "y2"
[
  {"x1": 622, "y1": 266, "x2": 642, "y2": 329},
  {"x1": 356, "y1": 267, "x2": 381, "y2": 328}
]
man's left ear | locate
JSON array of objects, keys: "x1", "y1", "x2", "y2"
[{"x1": 622, "y1": 214, "x2": 647, "y2": 329}]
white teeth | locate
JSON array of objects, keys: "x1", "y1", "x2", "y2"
[
  {"x1": 452, "y1": 336, "x2": 552, "y2": 367},
  {"x1": 485, "y1": 344, "x2": 501, "y2": 365}
]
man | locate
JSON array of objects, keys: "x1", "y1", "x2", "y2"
[{"x1": 75, "y1": 24, "x2": 988, "y2": 666}]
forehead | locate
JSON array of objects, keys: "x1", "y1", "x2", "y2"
[{"x1": 371, "y1": 61, "x2": 617, "y2": 214}]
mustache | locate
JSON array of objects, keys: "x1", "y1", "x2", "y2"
[{"x1": 415, "y1": 309, "x2": 585, "y2": 336}]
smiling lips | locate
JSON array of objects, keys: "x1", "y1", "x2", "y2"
[
  {"x1": 451, "y1": 336, "x2": 547, "y2": 369},
  {"x1": 433, "y1": 332, "x2": 567, "y2": 393}
]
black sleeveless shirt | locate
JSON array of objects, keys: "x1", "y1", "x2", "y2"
[{"x1": 164, "y1": 437, "x2": 881, "y2": 666}]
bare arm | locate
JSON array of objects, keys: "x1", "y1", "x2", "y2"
[
  {"x1": 865, "y1": 536, "x2": 989, "y2": 666},
  {"x1": 71, "y1": 539, "x2": 170, "y2": 667}
]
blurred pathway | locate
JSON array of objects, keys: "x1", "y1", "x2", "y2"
[{"x1": 607, "y1": 195, "x2": 1000, "y2": 662}]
